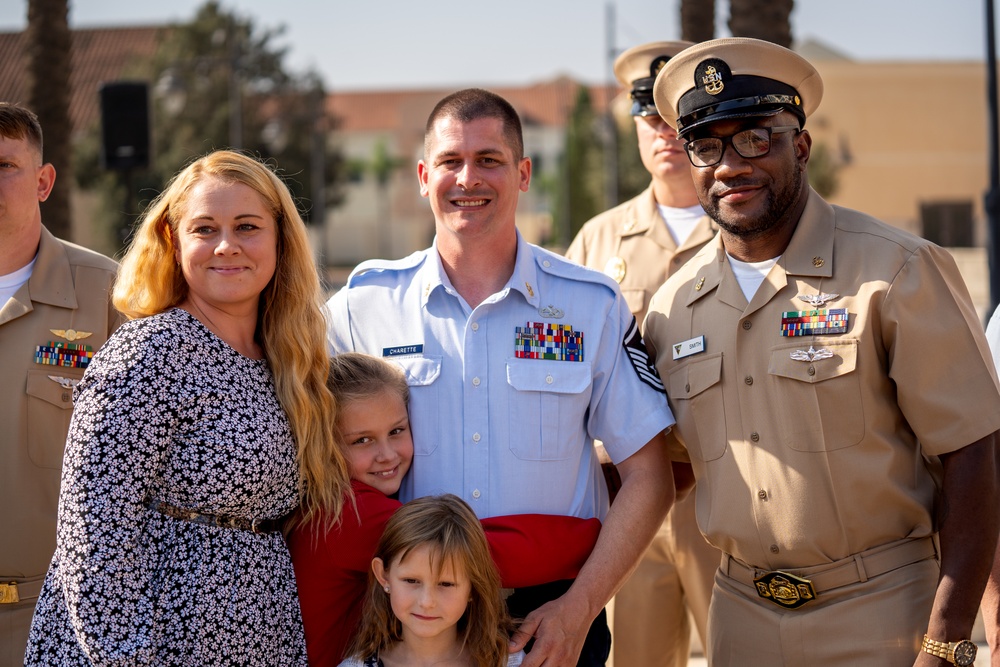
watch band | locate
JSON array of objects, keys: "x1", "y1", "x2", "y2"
[{"x1": 921, "y1": 635, "x2": 977, "y2": 666}]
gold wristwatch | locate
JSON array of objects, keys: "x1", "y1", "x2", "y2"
[{"x1": 921, "y1": 635, "x2": 977, "y2": 666}]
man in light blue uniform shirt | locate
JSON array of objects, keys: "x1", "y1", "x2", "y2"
[{"x1": 326, "y1": 88, "x2": 675, "y2": 667}]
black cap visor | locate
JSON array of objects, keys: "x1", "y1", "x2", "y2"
[{"x1": 678, "y1": 99, "x2": 801, "y2": 137}]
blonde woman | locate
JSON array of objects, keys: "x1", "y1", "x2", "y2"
[{"x1": 25, "y1": 150, "x2": 349, "y2": 666}]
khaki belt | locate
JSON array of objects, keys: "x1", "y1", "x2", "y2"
[
  {"x1": 0, "y1": 577, "x2": 44, "y2": 604},
  {"x1": 721, "y1": 535, "x2": 938, "y2": 609}
]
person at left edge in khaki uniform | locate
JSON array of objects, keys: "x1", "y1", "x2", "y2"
[
  {"x1": 565, "y1": 41, "x2": 718, "y2": 667},
  {"x1": 0, "y1": 102, "x2": 119, "y2": 666},
  {"x1": 645, "y1": 38, "x2": 1000, "y2": 667}
]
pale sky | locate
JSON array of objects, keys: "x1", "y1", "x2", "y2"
[{"x1": 0, "y1": 0, "x2": 993, "y2": 90}]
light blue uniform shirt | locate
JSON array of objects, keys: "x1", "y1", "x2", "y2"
[{"x1": 326, "y1": 233, "x2": 674, "y2": 520}]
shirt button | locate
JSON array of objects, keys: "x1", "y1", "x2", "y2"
[
  {"x1": 758, "y1": 489, "x2": 768, "y2": 500},
  {"x1": 542, "y1": 260, "x2": 551, "y2": 268},
  {"x1": 742, "y1": 320, "x2": 752, "y2": 331},
  {"x1": 472, "y1": 489, "x2": 481, "y2": 499},
  {"x1": 744, "y1": 375, "x2": 753, "y2": 385},
  {"x1": 770, "y1": 544, "x2": 780, "y2": 554},
  {"x1": 472, "y1": 376, "x2": 481, "y2": 387},
  {"x1": 750, "y1": 432, "x2": 760, "y2": 442},
  {"x1": 807, "y1": 365, "x2": 816, "y2": 376},
  {"x1": 471, "y1": 322, "x2": 480, "y2": 332},
  {"x1": 545, "y1": 375, "x2": 554, "y2": 384},
  {"x1": 685, "y1": 383, "x2": 691, "y2": 393},
  {"x1": 61, "y1": 392, "x2": 71, "y2": 402},
  {"x1": 472, "y1": 433, "x2": 481, "y2": 443}
]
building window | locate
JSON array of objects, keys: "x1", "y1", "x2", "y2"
[{"x1": 920, "y1": 201, "x2": 974, "y2": 247}]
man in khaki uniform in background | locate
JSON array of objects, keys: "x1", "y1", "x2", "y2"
[
  {"x1": 565, "y1": 41, "x2": 718, "y2": 667},
  {"x1": 645, "y1": 39, "x2": 1000, "y2": 666},
  {"x1": 0, "y1": 103, "x2": 120, "y2": 666}
]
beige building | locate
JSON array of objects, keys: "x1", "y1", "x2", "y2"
[{"x1": 801, "y1": 41, "x2": 992, "y2": 317}]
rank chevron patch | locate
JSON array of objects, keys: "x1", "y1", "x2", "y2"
[{"x1": 623, "y1": 318, "x2": 664, "y2": 393}]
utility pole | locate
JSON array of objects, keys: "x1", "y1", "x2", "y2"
[
  {"x1": 228, "y1": 27, "x2": 243, "y2": 149},
  {"x1": 604, "y1": 2, "x2": 619, "y2": 209},
  {"x1": 986, "y1": 0, "x2": 1000, "y2": 318}
]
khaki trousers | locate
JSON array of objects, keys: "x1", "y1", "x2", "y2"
[
  {"x1": 708, "y1": 554, "x2": 939, "y2": 666},
  {"x1": 0, "y1": 602, "x2": 33, "y2": 667},
  {"x1": 612, "y1": 491, "x2": 720, "y2": 666}
]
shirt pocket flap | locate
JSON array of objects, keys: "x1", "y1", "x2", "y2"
[
  {"x1": 506, "y1": 359, "x2": 593, "y2": 395},
  {"x1": 668, "y1": 353, "x2": 722, "y2": 400},
  {"x1": 26, "y1": 369, "x2": 80, "y2": 410},
  {"x1": 621, "y1": 289, "x2": 648, "y2": 316},
  {"x1": 768, "y1": 339, "x2": 858, "y2": 383},
  {"x1": 391, "y1": 355, "x2": 442, "y2": 386}
]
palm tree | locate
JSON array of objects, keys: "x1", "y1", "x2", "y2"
[
  {"x1": 26, "y1": 0, "x2": 73, "y2": 240},
  {"x1": 728, "y1": 0, "x2": 794, "y2": 47},
  {"x1": 681, "y1": 0, "x2": 715, "y2": 43}
]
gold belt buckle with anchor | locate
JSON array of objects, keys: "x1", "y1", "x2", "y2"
[
  {"x1": 0, "y1": 582, "x2": 20, "y2": 604},
  {"x1": 753, "y1": 570, "x2": 816, "y2": 609}
]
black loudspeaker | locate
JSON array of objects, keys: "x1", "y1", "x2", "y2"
[{"x1": 99, "y1": 81, "x2": 150, "y2": 170}]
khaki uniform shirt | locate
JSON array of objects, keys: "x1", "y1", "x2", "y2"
[
  {"x1": 566, "y1": 184, "x2": 715, "y2": 323},
  {"x1": 2, "y1": 227, "x2": 119, "y2": 582},
  {"x1": 644, "y1": 189, "x2": 1000, "y2": 570}
]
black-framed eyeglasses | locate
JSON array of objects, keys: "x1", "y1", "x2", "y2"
[{"x1": 684, "y1": 125, "x2": 800, "y2": 168}]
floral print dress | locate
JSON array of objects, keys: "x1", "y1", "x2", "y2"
[{"x1": 25, "y1": 308, "x2": 307, "y2": 666}]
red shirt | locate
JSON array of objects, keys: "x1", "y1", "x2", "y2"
[{"x1": 288, "y1": 481, "x2": 601, "y2": 666}]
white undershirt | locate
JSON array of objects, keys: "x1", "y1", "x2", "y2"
[
  {"x1": 727, "y1": 253, "x2": 779, "y2": 302},
  {"x1": 657, "y1": 203, "x2": 705, "y2": 246},
  {"x1": 0, "y1": 256, "x2": 35, "y2": 308}
]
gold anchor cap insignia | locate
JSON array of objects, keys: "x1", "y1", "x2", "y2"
[
  {"x1": 694, "y1": 58, "x2": 732, "y2": 97},
  {"x1": 703, "y1": 66, "x2": 724, "y2": 95}
]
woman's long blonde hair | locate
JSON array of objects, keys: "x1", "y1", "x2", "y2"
[
  {"x1": 113, "y1": 149, "x2": 350, "y2": 527},
  {"x1": 348, "y1": 494, "x2": 517, "y2": 667}
]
